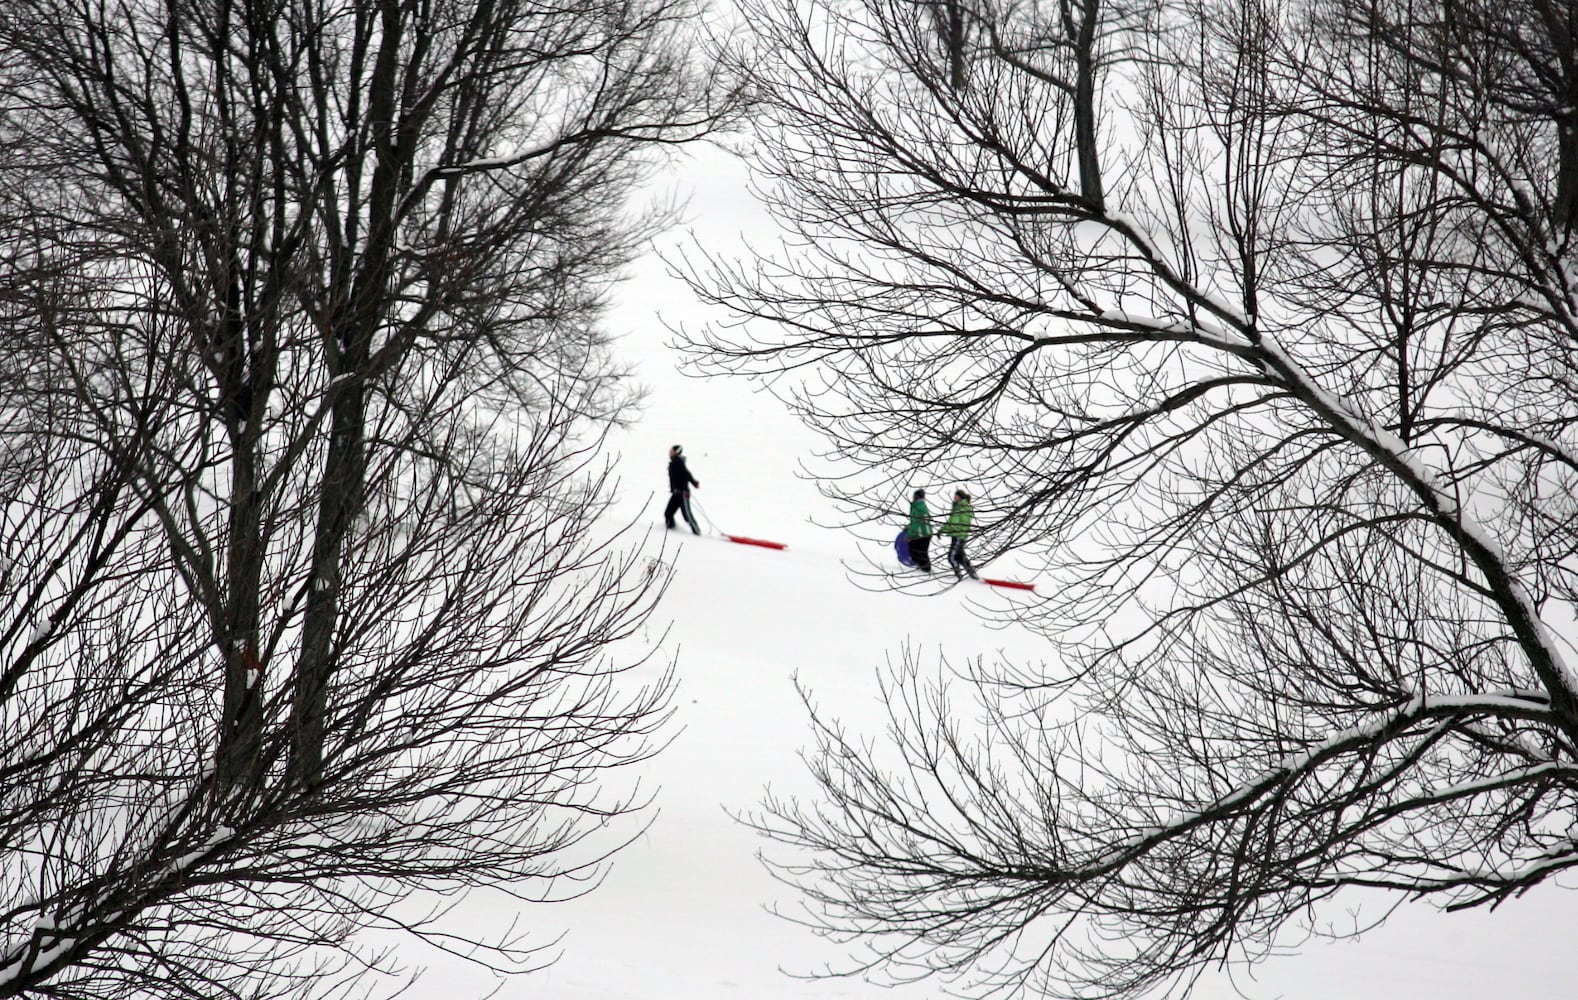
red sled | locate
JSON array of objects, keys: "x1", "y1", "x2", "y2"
[
  {"x1": 981, "y1": 577, "x2": 1035, "y2": 592},
  {"x1": 726, "y1": 535, "x2": 787, "y2": 551}
]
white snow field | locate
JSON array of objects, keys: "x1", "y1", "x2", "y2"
[{"x1": 403, "y1": 150, "x2": 1574, "y2": 1000}]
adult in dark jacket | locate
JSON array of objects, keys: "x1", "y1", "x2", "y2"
[
  {"x1": 906, "y1": 489, "x2": 933, "y2": 571},
  {"x1": 664, "y1": 444, "x2": 701, "y2": 533},
  {"x1": 942, "y1": 488, "x2": 977, "y2": 580}
]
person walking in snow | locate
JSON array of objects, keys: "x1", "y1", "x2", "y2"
[
  {"x1": 906, "y1": 488, "x2": 933, "y2": 572},
  {"x1": 664, "y1": 444, "x2": 701, "y2": 534},
  {"x1": 943, "y1": 488, "x2": 978, "y2": 580}
]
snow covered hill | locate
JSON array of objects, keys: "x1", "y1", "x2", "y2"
[
  {"x1": 415, "y1": 474, "x2": 1575, "y2": 1000},
  {"x1": 403, "y1": 149, "x2": 1572, "y2": 1000}
]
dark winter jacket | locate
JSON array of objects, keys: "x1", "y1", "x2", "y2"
[
  {"x1": 942, "y1": 497, "x2": 973, "y2": 539},
  {"x1": 907, "y1": 497, "x2": 932, "y2": 538},
  {"x1": 668, "y1": 455, "x2": 699, "y2": 493}
]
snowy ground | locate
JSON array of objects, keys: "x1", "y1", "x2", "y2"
[{"x1": 409, "y1": 149, "x2": 1574, "y2": 999}]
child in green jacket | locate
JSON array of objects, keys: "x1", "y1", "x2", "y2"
[
  {"x1": 943, "y1": 489, "x2": 977, "y2": 580},
  {"x1": 906, "y1": 489, "x2": 933, "y2": 571}
]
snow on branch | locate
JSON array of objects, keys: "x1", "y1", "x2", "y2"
[{"x1": 1084, "y1": 689, "x2": 1559, "y2": 875}]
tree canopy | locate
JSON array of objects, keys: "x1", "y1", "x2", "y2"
[
  {"x1": 0, "y1": 0, "x2": 730, "y2": 995},
  {"x1": 682, "y1": 0, "x2": 1578, "y2": 994}
]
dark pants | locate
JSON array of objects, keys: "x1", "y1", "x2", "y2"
[
  {"x1": 907, "y1": 534, "x2": 932, "y2": 571},
  {"x1": 665, "y1": 490, "x2": 700, "y2": 533},
  {"x1": 947, "y1": 537, "x2": 976, "y2": 579}
]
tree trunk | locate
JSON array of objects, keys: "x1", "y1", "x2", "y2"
[
  {"x1": 1073, "y1": 0, "x2": 1104, "y2": 208},
  {"x1": 289, "y1": 0, "x2": 400, "y2": 789}
]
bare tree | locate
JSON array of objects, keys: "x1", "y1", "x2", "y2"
[
  {"x1": 0, "y1": 0, "x2": 730, "y2": 996},
  {"x1": 680, "y1": 0, "x2": 1578, "y2": 995}
]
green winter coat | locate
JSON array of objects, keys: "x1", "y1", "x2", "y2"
[
  {"x1": 942, "y1": 497, "x2": 973, "y2": 539},
  {"x1": 907, "y1": 497, "x2": 932, "y2": 538}
]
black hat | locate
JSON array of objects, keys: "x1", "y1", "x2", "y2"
[
  {"x1": 671, "y1": 444, "x2": 682, "y2": 455},
  {"x1": 913, "y1": 488, "x2": 925, "y2": 499},
  {"x1": 956, "y1": 488, "x2": 970, "y2": 499}
]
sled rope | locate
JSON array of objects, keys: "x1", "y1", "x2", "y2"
[
  {"x1": 689, "y1": 497, "x2": 788, "y2": 551},
  {"x1": 688, "y1": 496, "x2": 724, "y2": 536}
]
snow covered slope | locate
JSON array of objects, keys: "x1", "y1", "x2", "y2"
[{"x1": 405, "y1": 149, "x2": 1572, "y2": 1000}]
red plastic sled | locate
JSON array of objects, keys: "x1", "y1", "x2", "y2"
[
  {"x1": 981, "y1": 577, "x2": 1035, "y2": 592},
  {"x1": 726, "y1": 535, "x2": 787, "y2": 551}
]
